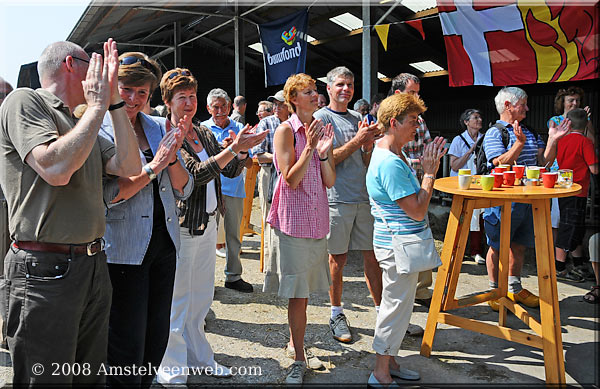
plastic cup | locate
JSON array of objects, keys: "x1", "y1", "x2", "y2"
[
  {"x1": 458, "y1": 175, "x2": 472, "y2": 189},
  {"x1": 503, "y1": 171, "x2": 516, "y2": 186},
  {"x1": 480, "y1": 175, "x2": 494, "y2": 191},
  {"x1": 458, "y1": 168, "x2": 471, "y2": 175},
  {"x1": 558, "y1": 169, "x2": 573, "y2": 188},
  {"x1": 539, "y1": 167, "x2": 547, "y2": 175},
  {"x1": 542, "y1": 172, "x2": 558, "y2": 188},
  {"x1": 526, "y1": 167, "x2": 540, "y2": 179},
  {"x1": 513, "y1": 165, "x2": 525, "y2": 179},
  {"x1": 494, "y1": 166, "x2": 507, "y2": 174},
  {"x1": 498, "y1": 164, "x2": 511, "y2": 171},
  {"x1": 492, "y1": 172, "x2": 504, "y2": 188}
]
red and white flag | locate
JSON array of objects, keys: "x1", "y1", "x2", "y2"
[{"x1": 438, "y1": 0, "x2": 599, "y2": 87}]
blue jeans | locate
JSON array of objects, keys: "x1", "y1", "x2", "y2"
[{"x1": 483, "y1": 203, "x2": 534, "y2": 250}]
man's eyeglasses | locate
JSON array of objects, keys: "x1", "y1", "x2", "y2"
[
  {"x1": 257, "y1": 108, "x2": 272, "y2": 114},
  {"x1": 167, "y1": 70, "x2": 191, "y2": 79},
  {"x1": 63, "y1": 56, "x2": 90, "y2": 64},
  {"x1": 119, "y1": 56, "x2": 154, "y2": 72}
]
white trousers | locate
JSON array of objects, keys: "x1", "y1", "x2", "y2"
[
  {"x1": 158, "y1": 217, "x2": 218, "y2": 384},
  {"x1": 372, "y1": 247, "x2": 419, "y2": 356}
]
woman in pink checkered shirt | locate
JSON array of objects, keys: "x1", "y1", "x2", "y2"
[{"x1": 264, "y1": 73, "x2": 336, "y2": 384}]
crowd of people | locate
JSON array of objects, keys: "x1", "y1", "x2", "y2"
[{"x1": 0, "y1": 38, "x2": 597, "y2": 387}]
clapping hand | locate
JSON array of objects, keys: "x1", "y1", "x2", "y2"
[
  {"x1": 104, "y1": 38, "x2": 121, "y2": 105},
  {"x1": 420, "y1": 136, "x2": 447, "y2": 175},
  {"x1": 317, "y1": 123, "x2": 334, "y2": 158},
  {"x1": 233, "y1": 124, "x2": 268, "y2": 152}
]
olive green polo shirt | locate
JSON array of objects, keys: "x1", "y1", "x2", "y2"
[{"x1": 0, "y1": 88, "x2": 115, "y2": 244}]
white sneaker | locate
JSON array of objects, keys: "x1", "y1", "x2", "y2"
[
  {"x1": 216, "y1": 247, "x2": 226, "y2": 258},
  {"x1": 474, "y1": 254, "x2": 486, "y2": 265}
]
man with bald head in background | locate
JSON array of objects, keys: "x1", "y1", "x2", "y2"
[{"x1": 0, "y1": 39, "x2": 140, "y2": 385}]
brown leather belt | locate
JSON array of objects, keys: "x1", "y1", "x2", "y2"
[{"x1": 13, "y1": 238, "x2": 105, "y2": 256}]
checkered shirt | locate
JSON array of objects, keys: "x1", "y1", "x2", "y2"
[{"x1": 266, "y1": 114, "x2": 330, "y2": 239}]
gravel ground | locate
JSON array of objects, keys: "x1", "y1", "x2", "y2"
[{"x1": 1, "y1": 200, "x2": 598, "y2": 387}]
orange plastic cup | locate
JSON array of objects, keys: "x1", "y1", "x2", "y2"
[
  {"x1": 513, "y1": 165, "x2": 525, "y2": 179},
  {"x1": 492, "y1": 173, "x2": 504, "y2": 188}
]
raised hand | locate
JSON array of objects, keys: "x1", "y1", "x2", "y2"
[
  {"x1": 82, "y1": 52, "x2": 111, "y2": 111},
  {"x1": 549, "y1": 117, "x2": 571, "y2": 141},
  {"x1": 513, "y1": 120, "x2": 526, "y2": 144},
  {"x1": 316, "y1": 123, "x2": 334, "y2": 157},
  {"x1": 420, "y1": 136, "x2": 447, "y2": 175},
  {"x1": 103, "y1": 38, "x2": 120, "y2": 104}
]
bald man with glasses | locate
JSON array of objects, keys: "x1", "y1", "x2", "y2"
[{"x1": 0, "y1": 39, "x2": 140, "y2": 385}]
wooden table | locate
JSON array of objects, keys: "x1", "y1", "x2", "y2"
[{"x1": 421, "y1": 176, "x2": 581, "y2": 384}]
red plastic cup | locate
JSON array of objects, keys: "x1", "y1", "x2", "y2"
[
  {"x1": 538, "y1": 167, "x2": 547, "y2": 175},
  {"x1": 542, "y1": 172, "x2": 558, "y2": 188},
  {"x1": 492, "y1": 172, "x2": 504, "y2": 188},
  {"x1": 494, "y1": 166, "x2": 507, "y2": 174},
  {"x1": 513, "y1": 165, "x2": 525, "y2": 179},
  {"x1": 503, "y1": 171, "x2": 516, "y2": 186}
]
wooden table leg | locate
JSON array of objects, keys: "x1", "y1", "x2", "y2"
[
  {"x1": 531, "y1": 199, "x2": 566, "y2": 384},
  {"x1": 421, "y1": 195, "x2": 465, "y2": 357},
  {"x1": 497, "y1": 200, "x2": 512, "y2": 326}
]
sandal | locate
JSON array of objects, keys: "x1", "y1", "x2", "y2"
[{"x1": 583, "y1": 286, "x2": 600, "y2": 304}]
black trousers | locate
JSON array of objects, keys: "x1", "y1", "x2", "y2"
[
  {"x1": 106, "y1": 228, "x2": 176, "y2": 388},
  {"x1": 1, "y1": 244, "x2": 111, "y2": 386}
]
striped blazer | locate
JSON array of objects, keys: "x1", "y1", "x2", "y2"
[{"x1": 178, "y1": 122, "x2": 246, "y2": 235}]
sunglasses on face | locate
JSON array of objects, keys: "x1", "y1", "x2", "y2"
[
  {"x1": 167, "y1": 70, "x2": 191, "y2": 79},
  {"x1": 119, "y1": 56, "x2": 154, "y2": 72}
]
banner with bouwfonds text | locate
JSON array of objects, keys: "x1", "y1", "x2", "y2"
[{"x1": 258, "y1": 9, "x2": 309, "y2": 87}]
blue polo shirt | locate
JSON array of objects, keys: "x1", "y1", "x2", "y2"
[{"x1": 202, "y1": 117, "x2": 247, "y2": 198}]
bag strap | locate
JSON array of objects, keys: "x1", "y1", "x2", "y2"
[{"x1": 458, "y1": 134, "x2": 470, "y2": 149}]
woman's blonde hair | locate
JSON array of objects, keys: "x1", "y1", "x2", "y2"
[
  {"x1": 283, "y1": 73, "x2": 315, "y2": 113},
  {"x1": 160, "y1": 68, "x2": 198, "y2": 110},
  {"x1": 377, "y1": 93, "x2": 427, "y2": 132},
  {"x1": 118, "y1": 52, "x2": 162, "y2": 93}
]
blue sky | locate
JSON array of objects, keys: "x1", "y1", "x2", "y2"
[{"x1": 0, "y1": 1, "x2": 89, "y2": 87}]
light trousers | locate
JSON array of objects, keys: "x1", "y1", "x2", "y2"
[
  {"x1": 257, "y1": 166, "x2": 272, "y2": 265},
  {"x1": 158, "y1": 217, "x2": 218, "y2": 384},
  {"x1": 372, "y1": 247, "x2": 418, "y2": 356}
]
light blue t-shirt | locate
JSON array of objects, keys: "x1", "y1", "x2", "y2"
[
  {"x1": 448, "y1": 130, "x2": 482, "y2": 176},
  {"x1": 202, "y1": 117, "x2": 247, "y2": 198},
  {"x1": 366, "y1": 147, "x2": 427, "y2": 249}
]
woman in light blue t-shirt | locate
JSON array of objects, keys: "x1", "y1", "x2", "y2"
[{"x1": 365, "y1": 93, "x2": 446, "y2": 386}]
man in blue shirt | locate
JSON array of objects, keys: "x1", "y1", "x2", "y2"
[
  {"x1": 482, "y1": 87, "x2": 569, "y2": 310},
  {"x1": 202, "y1": 88, "x2": 253, "y2": 293}
]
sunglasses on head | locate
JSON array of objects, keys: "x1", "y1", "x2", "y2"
[
  {"x1": 119, "y1": 56, "x2": 154, "y2": 72},
  {"x1": 167, "y1": 70, "x2": 191, "y2": 79}
]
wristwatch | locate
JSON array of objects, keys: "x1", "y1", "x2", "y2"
[{"x1": 143, "y1": 164, "x2": 157, "y2": 181}]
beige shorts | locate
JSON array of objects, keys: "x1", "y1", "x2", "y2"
[
  {"x1": 327, "y1": 203, "x2": 374, "y2": 255},
  {"x1": 263, "y1": 228, "x2": 331, "y2": 298}
]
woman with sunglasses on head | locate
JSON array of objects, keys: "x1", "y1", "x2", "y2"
[
  {"x1": 448, "y1": 109, "x2": 485, "y2": 265},
  {"x1": 264, "y1": 73, "x2": 335, "y2": 384},
  {"x1": 156, "y1": 68, "x2": 267, "y2": 384},
  {"x1": 98, "y1": 52, "x2": 193, "y2": 387}
]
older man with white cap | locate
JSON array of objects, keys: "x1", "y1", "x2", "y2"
[{"x1": 254, "y1": 90, "x2": 290, "y2": 279}]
